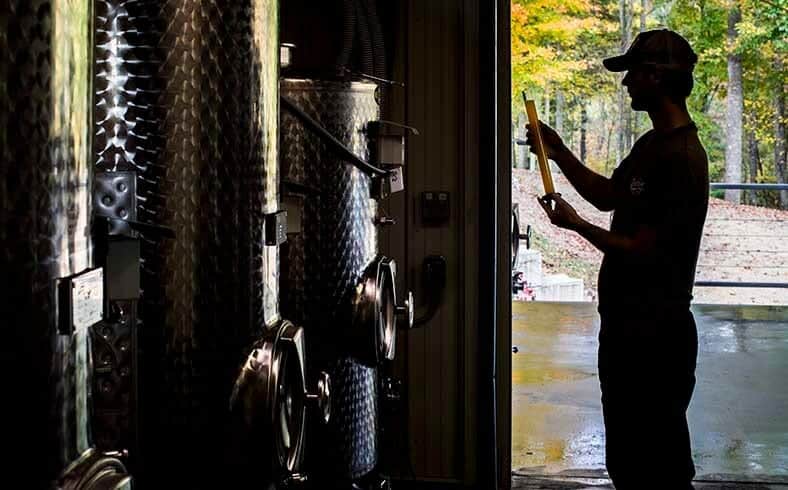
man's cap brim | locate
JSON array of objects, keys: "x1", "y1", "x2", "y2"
[{"x1": 603, "y1": 55, "x2": 631, "y2": 72}]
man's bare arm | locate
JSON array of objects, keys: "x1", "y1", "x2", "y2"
[
  {"x1": 527, "y1": 122, "x2": 617, "y2": 211},
  {"x1": 552, "y1": 148, "x2": 617, "y2": 212},
  {"x1": 538, "y1": 194, "x2": 657, "y2": 256},
  {"x1": 573, "y1": 219, "x2": 657, "y2": 256}
]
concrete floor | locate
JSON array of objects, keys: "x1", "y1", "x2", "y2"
[
  {"x1": 512, "y1": 302, "x2": 788, "y2": 487},
  {"x1": 512, "y1": 474, "x2": 788, "y2": 489}
]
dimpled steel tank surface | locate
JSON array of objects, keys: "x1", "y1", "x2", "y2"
[
  {"x1": 92, "y1": 0, "x2": 161, "y2": 456},
  {"x1": 2, "y1": 0, "x2": 94, "y2": 486},
  {"x1": 127, "y1": 0, "x2": 280, "y2": 484},
  {"x1": 280, "y1": 79, "x2": 380, "y2": 480}
]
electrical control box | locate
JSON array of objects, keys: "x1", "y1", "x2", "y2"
[{"x1": 421, "y1": 191, "x2": 450, "y2": 226}]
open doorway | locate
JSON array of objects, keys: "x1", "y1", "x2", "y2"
[{"x1": 508, "y1": 0, "x2": 788, "y2": 487}]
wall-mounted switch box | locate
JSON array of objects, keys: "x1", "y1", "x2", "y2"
[{"x1": 421, "y1": 191, "x2": 450, "y2": 226}]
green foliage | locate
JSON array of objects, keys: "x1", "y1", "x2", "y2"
[
  {"x1": 511, "y1": 0, "x2": 785, "y2": 208},
  {"x1": 662, "y1": 0, "x2": 727, "y2": 106},
  {"x1": 693, "y1": 106, "x2": 726, "y2": 181}
]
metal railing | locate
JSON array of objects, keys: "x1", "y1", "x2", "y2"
[
  {"x1": 710, "y1": 183, "x2": 788, "y2": 191},
  {"x1": 511, "y1": 167, "x2": 788, "y2": 289},
  {"x1": 697, "y1": 183, "x2": 787, "y2": 289}
]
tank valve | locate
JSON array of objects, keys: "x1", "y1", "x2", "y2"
[
  {"x1": 282, "y1": 473, "x2": 308, "y2": 487},
  {"x1": 306, "y1": 371, "x2": 331, "y2": 424},
  {"x1": 396, "y1": 291, "x2": 415, "y2": 330},
  {"x1": 375, "y1": 216, "x2": 397, "y2": 226}
]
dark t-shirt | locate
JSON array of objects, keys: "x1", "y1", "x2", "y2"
[{"x1": 598, "y1": 122, "x2": 709, "y2": 312}]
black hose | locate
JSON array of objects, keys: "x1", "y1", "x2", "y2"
[
  {"x1": 363, "y1": 0, "x2": 386, "y2": 79},
  {"x1": 280, "y1": 95, "x2": 389, "y2": 178},
  {"x1": 354, "y1": 0, "x2": 374, "y2": 76},
  {"x1": 336, "y1": 0, "x2": 357, "y2": 75}
]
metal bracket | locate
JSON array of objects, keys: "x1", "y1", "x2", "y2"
[
  {"x1": 94, "y1": 172, "x2": 137, "y2": 237},
  {"x1": 371, "y1": 165, "x2": 404, "y2": 200},
  {"x1": 106, "y1": 237, "x2": 140, "y2": 301},
  {"x1": 265, "y1": 210, "x2": 288, "y2": 246}
]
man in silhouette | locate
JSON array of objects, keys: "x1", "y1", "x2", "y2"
[{"x1": 527, "y1": 29, "x2": 708, "y2": 489}]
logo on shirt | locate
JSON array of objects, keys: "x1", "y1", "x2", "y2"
[{"x1": 630, "y1": 177, "x2": 646, "y2": 196}]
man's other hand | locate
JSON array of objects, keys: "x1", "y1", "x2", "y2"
[
  {"x1": 526, "y1": 121, "x2": 566, "y2": 161},
  {"x1": 537, "y1": 193, "x2": 584, "y2": 231}
]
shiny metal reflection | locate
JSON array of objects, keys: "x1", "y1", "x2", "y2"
[
  {"x1": 231, "y1": 320, "x2": 309, "y2": 474},
  {"x1": 60, "y1": 449, "x2": 132, "y2": 490},
  {"x1": 306, "y1": 371, "x2": 332, "y2": 424},
  {"x1": 280, "y1": 79, "x2": 382, "y2": 479},
  {"x1": 352, "y1": 257, "x2": 396, "y2": 363},
  {"x1": 279, "y1": 79, "x2": 379, "y2": 332},
  {"x1": 131, "y1": 1, "x2": 281, "y2": 481},
  {"x1": 4, "y1": 0, "x2": 95, "y2": 482}
]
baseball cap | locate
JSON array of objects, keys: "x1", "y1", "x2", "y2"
[{"x1": 603, "y1": 29, "x2": 698, "y2": 72}]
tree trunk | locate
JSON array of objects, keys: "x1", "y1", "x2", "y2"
[
  {"x1": 725, "y1": 6, "x2": 743, "y2": 203},
  {"x1": 543, "y1": 87, "x2": 551, "y2": 126},
  {"x1": 625, "y1": 0, "x2": 633, "y2": 148},
  {"x1": 580, "y1": 103, "x2": 588, "y2": 162},
  {"x1": 517, "y1": 113, "x2": 529, "y2": 169},
  {"x1": 617, "y1": 0, "x2": 633, "y2": 161},
  {"x1": 775, "y1": 59, "x2": 787, "y2": 209},
  {"x1": 555, "y1": 90, "x2": 565, "y2": 136},
  {"x1": 606, "y1": 119, "x2": 615, "y2": 175},
  {"x1": 746, "y1": 129, "x2": 760, "y2": 205},
  {"x1": 640, "y1": 0, "x2": 646, "y2": 30},
  {"x1": 635, "y1": 0, "x2": 648, "y2": 138},
  {"x1": 511, "y1": 117, "x2": 517, "y2": 169}
]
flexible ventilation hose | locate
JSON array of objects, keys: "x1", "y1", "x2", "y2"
[
  {"x1": 364, "y1": 0, "x2": 386, "y2": 79},
  {"x1": 336, "y1": 0, "x2": 357, "y2": 75},
  {"x1": 354, "y1": 0, "x2": 374, "y2": 76}
]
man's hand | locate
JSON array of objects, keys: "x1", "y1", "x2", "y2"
[
  {"x1": 537, "y1": 193, "x2": 585, "y2": 231},
  {"x1": 526, "y1": 120, "x2": 566, "y2": 161}
]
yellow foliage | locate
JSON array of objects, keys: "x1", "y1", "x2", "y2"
[{"x1": 511, "y1": 0, "x2": 617, "y2": 97}]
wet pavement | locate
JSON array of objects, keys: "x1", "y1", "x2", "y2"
[
  {"x1": 512, "y1": 474, "x2": 787, "y2": 489},
  {"x1": 512, "y1": 301, "x2": 788, "y2": 485}
]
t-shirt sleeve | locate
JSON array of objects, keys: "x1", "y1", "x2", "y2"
[{"x1": 609, "y1": 160, "x2": 631, "y2": 209}]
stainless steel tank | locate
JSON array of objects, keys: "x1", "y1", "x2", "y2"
[
  {"x1": 132, "y1": 0, "x2": 282, "y2": 484},
  {"x1": 280, "y1": 79, "x2": 381, "y2": 480},
  {"x1": 90, "y1": 1, "x2": 328, "y2": 486},
  {"x1": 280, "y1": 79, "x2": 379, "y2": 332},
  {"x1": 92, "y1": 0, "x2": 162, "y2": 458},
  {"x1": 2, "y1": 0, "x2": 111, "y2": 486}
]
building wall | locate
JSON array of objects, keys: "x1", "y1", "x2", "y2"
[{"x1": 380, "y1": 0, "x2": 484, "y2": 483}]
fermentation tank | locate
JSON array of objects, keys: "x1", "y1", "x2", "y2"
[
  {"x1": 91, "y1": 0, "x2": 328, "y2": 487},
  {"x1": 281, "y1": 78, "x2": 412, "y2": 484},
  {"x1": 4, "y1": 1, "x2": 131, "y2": 488}
]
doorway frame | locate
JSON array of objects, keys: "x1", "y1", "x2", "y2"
[
  {"x1": 494, "y1": 0, "x2": 513, "y2": 486},
  {"x1": 478, "y1": 0, "x2": 512, "y2": 488}
]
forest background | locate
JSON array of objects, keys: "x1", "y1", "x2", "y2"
[{"x1": 511, "y1": 0, "x2": 787, "y2": 209}]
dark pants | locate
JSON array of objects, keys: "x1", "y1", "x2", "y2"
[{"x1": 598, "y1": 306, "x2": 698, "y2": 489}]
